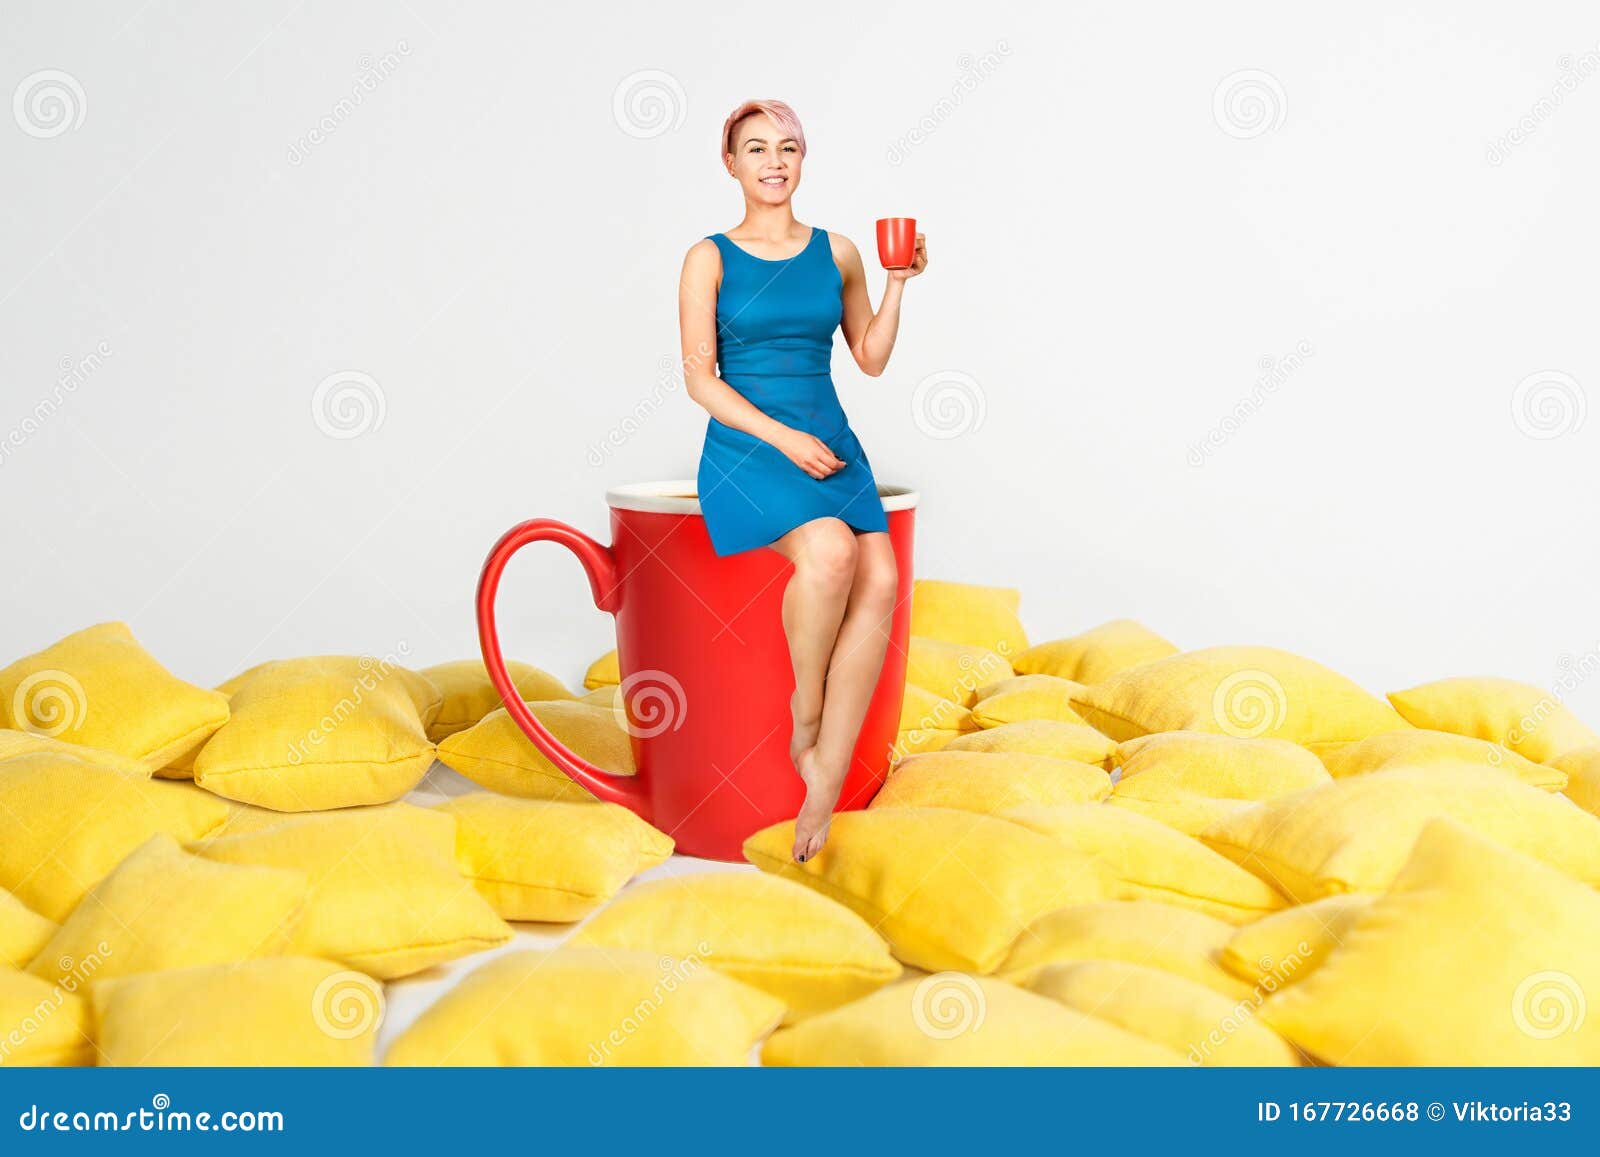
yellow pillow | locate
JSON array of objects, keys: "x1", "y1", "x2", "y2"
[
  {"x1": 1002, "y1": 803, "x2": 1286, "y2": 924},
  {"x1": 744, "y1": 808, "x2": 1109, "y2": 973},
  {"x1": 999, "y1": 900, "x2": 1255, "y2": 1000},
  {"x1": 761, "y1": 973, "x2": 1184, "y2": 1066},
  {"x1": 1110, "y1": 732, "x2": 1331, "y2": 837},
  {"x1": 971, "y1": 674, "x2": 1090, "y2": 728},
  {"x1": 386, "y1": 946, "x2": 784, "y2": 1066},
  {"x1": 1106, "y1": 793, "x2": 1259, "y2": 837},
  {"x1": 199, "y1": 806, "x2": 511, "y2": 979},
  {"x1": 0, "y1": 622, "x2": 229, "y2": 772},
  {"x1": 908, "y1": 579, "x2": 1029, "y2": 657},
  {"x1": 1318, "y1": 728, "x2": 1566, "y2": 790},
  {"x1": 1260, "y1": 819, "x2": 1600, "y2": 1064},
  {"x1": 0, "y1": 729, "x2": 149, "y2": 777},
  {"x1": 1115, "y1": 731, "x2": 1332, "y2": 794},
  {"x1": 872, "y1": 750, "x2": 1110, "y2": 815},
  {"x1": 892, "y1": 727, "x2": 961, "y2": 758},
  {"x1": 27, "y1": 833, "x2": 305, "y2": 987},
  {"x1": 92, "y1": 956, "x2": 382, "y2": 1066},
  {"x1": 437, "y1": 701, "x2": 633, "y2": 802},
  {"x1": 1023, "y1": 960, "x2": 1301, "y2": 1066},
  {"x1": 1013, "y1": 619, "x2": 1179, "y2": 685},
  {"x1": 572, "y1": 872, "x2": 901, "y2": 1019},
  {"x1": 429, "y1": 793, "x2": 672, "y2": 922},
  {"x1": 0, "y1": 751, "x2": 228, "y2": 920},
  {"x1": 583, "y1": 649, "x2": 620, "y2": 689},
  {"x1": 1217, "y1": 894, "x2": 1373, "y2": 989},
  {"x1": 943, "y1": 719, "x2": 1116, "y2": 769},
  {"x1": 0, "y1": 888, "x2": 55, "y2": 970},
  {"x1": 1551, "y1": 746, "x2": 1600, "y2": 815},
  {"x1": 1388, "y1": 677, "x2": 1600, "y2": 764},
  {"x1": 196, "y1": 798, "x2": 432, "y2": 842},
  {"x1": 0, "y1": 969, "x2": 93, "y2": 1066},
  {"x1": 420, "y1": 659, "x2": 572, "y2": 741},
  {"x1": 894, "y1": 683, "x2": 976, "y2": 759},
  {"x1": 1200, "y1": 765, "x2": 1600, "y2": 902},
  {"x1": 193, "y1": 656, "x2": 440, "y2": 811},
  {"x1": 905, "y1": 636, "x2": 1014, "y2": 707},
  {"x1": 1071, "y1": 645, "x2": 1411, "y2": 753}
]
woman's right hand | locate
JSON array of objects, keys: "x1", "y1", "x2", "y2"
[{"x1": 773, "y1": 426, "x2": 846, "y2": 479}]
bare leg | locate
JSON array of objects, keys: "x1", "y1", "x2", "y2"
[
  {"x1": 767, "y1": 518, "x2": 858, "y2": 768},
  {"x1": 792, "y1": 531, "x2": 899, "y2": 861}
]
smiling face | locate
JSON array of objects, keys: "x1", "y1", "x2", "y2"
[{"x1": 726, "y1": 112, "x2": 803, "y2": 204}]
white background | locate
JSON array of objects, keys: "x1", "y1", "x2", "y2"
[{"x1": 4, "y1": 1, "x2": 1598, "y2": 724}]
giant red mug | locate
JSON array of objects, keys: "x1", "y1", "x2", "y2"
[{"x1": 476, "y1": 480, "x2": 919, "y2": 860}]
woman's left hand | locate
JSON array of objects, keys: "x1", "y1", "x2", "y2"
[{"x1": 888, "y1": 233, "x2": 928, "y2": 281}]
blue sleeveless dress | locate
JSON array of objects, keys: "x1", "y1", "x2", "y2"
[{"x1": 695, "y1": 225, "x2": 889, "y2": 557}]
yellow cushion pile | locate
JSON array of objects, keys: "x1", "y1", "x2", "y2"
[
  {"x1": 744, "y1": 808, "x2": 1108, "y2": 973},
  {"x1": 430, "y1": 792, "x2": 672, "y2": 922},
  {"x1": 762, "y1": 973, "x2": 1185, "y2": 1066},
  {"x1": 1388, "y1": 677, "x2": 1599, "y2": 764},
  {"x1": 1259, "y1": 819, "x2": 1600, "y2": 1063},
  {"x1": 1003, "y1": 803, "x2": 1286, "y2": 924},
  {"x1": 971, "y1": 674, "x2": 1090, "y2": 728},
  {"x1": 904, "y1": 636, "x2": 1013, "y2": 707},
  {"x1": 1072, "y1": 645, "x2": 1411, "y2": 753},
  {"x1": 198, "y1": 805, "x2": 511, "y2": 978},
  {"x1": 1199, "y1": 764, "x2": 1600, "y2": 902},
  {"x1": 437, "y1": 701, "x2": 635, "y2": 801},
  {"x1": 872, "y1": 750, "x2": 1110, "y2": 815},
  {"x1": 908, "y1": 579, "x2": 1028, "y2": 658},
  {"x1": 1014, "y1": 619, "x2": 1178, "y2": 684},
  {"x1": 572, "y1": 872, "x2": 902, "y2": 1019},
  {"x1": 93, "y1": 957, "x2": 382, "y2": 1066},
  {"x1": 193, "y1": 656, "x2": 442, "y2": 811},
  {"x1": 386, "y1": 947, "x2": 784, "y2": 1065},
  {"x1": 0, "y1": 622, "x2": 229, "y2": 771},
  {"x1": 1318, "y1": 728, "x2": 1566, "y2": 790},
  {"x1": 894, "y1": 682, "x2": 978, "y2": 756},
  {"x1": 420, "y1": 659, "x2": 572, "y2": 741},
  {"x1": 943, "y1": 719, "x2": 1116, "y2": 769},
  {"x1": 1109, "y1": 731, "x2": 1331, "y2": 835}
]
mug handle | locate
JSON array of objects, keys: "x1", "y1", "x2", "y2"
[{"x1": 475, "y1": 518, "x2": 651, "y2": 818}]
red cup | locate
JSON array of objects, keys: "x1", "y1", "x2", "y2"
[
  {"x1": 876, "y1": 217, "x2": 917, "y2": 269},
  {"x1": 477, "y1": 480, "x2": 919, "y2": 861}
]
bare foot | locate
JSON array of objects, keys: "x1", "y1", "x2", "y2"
[
  {"x1": 792, "y1": 744, "x2": 847, "y2": 862},
  {"x1": 789, "y1": 689, "x2": 821, "y2": 766}
]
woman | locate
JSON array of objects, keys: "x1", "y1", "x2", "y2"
[{"x1": 678, "y1": 99, "x2": 928, "y2": 863}]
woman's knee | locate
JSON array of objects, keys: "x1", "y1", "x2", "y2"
[
  {"x1": 791, "y1": 519, "x2": 859, "y2": 587},
  {"x1": 857, "y1": 542, "x2": 900, "y2": 609}
]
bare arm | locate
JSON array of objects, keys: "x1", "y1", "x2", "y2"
[
  {"x1": 679, "y1": 239, "x2": 845, "y2": 479},
  {"x1": 835, "y1": 231, "x2": 928, "y2": 377}
]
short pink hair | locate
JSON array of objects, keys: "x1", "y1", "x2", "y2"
[{"x1": 721, "y1": 99, "x2": 807, "y2": 161}]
